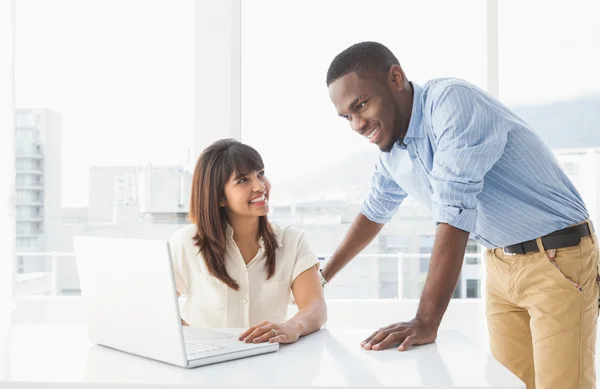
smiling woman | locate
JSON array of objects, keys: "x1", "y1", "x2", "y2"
[
  {"x1": 187, "y1": 139, "x2": 277, "y2": 290},
  {"x1": 169, "y1": 139, "x2": 327, "y2": 344}
]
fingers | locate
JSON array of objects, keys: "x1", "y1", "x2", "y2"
[
  {"x1": 372, "y1": 331, "x2": 410, "y2": 350},
  {"x1": 362, "y1": 325, "x2": 409, "y2": 350},
  {"x1": 364, "y1": 330, "x2": 410, "y2": 350},
  {"x1": 181, "y1": 318, "x2": 189, "y2": 326},
  {"x1": 252, "y1": 326, "x2": 278, "y2": 344},
  {"x1": 361, "y1": 320, "x2": 436, "y2": 352},
  {"x1": 238, "y1": 321, "x2": 267, "y2": 341},
  {"x1": 242, "y1": 322, "x2": 275, "y2": 343},
  {"x1": 361, "y1": 322, "x2": 406, "y2": 346},
  {"x1": 238, "y1": 326, "x2": 257, "y2": 341},
  {"x1": 398, "y1": 335, "x2": 416, "y2": 351},
  {"x1": 362, "y1": 330, "x2": 390, "y2": 350},
  {"x1": 361, "y1": 329, "x2": 382, "y2": 347},
  {"x1": 268, "y1": 334, "x2": 285, "y2": 344},
  {"x1": 241, "y1": 327, "x2": 265, "y2": 342}
]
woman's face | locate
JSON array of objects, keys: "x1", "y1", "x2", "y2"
[{"x1": 221, "y1": 169, "x2": 271, "y2": 219}]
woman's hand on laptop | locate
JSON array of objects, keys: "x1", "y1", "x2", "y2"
[
  {"x1": 181, "y1": 318, "x2": 190, "y2": 326},
  {"x1": 238, "y1": 321, "x2": 301, "y2": 344}
]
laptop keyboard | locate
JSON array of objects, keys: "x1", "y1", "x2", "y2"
[{"x1": 185, "y1": 341, "x2": 225, "y2": 356}]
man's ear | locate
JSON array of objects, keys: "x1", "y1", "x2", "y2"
[{"x1": 389, "y1": 65, "x2": 407, "y2": 91}]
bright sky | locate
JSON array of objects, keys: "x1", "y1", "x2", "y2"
[{"x1": 15, "y1": 0, "x2": 600, "y2": 207}]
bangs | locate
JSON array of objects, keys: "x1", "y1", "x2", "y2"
[{"x1": 226, "y1": 143, "x2": 264, "y2": 178}]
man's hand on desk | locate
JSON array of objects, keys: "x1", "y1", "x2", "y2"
[
  {"x1": 238, "y1": 321, "x2": 301, "y2": 344},
  {"x1": 361, "y1": 224, "x2": 466, "y2": 352},
  {"x1": 361, "y1": 318, "x2": 438, "y2": 351}
]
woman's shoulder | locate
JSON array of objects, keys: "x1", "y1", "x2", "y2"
[
  {"x1": 269, "y1": 222, "x2": 307, "y2": 248},
  {"x1": 169, "y1": 224, "x2": 197, "y2": 248}
]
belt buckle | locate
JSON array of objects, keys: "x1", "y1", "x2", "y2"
[{"x1": 503, "y1": 248, "x2": 517, "y2": 256}]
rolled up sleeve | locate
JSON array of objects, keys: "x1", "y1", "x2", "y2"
[
  {"x1": 429, "y1": 85, "x2": 508, "y2": 233},
  {"x1": 361, "y1": 156, "x2": 407, "y2": 224}
]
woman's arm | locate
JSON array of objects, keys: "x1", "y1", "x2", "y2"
[
  {"x1": 239, "y1": 265, "x2": 327, "y2": 343},
  {"x1": 239, "y1": 229, "x2": 327, "y2": 344},
  {"x1": 285, "y1": 265, "x2": 327, "y2": 337}
]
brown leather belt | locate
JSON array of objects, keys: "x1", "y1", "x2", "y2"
[{"x1": 503, "y1": 222, "x2": 593, "y2": 255}]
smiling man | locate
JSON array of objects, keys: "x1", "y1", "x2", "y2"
[{"x1": 320, "y1": 41, "x2": 597, "y2": 389}]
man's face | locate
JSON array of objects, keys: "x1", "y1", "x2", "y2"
[{"x1": 328, "y1": 72, "x2": 402, "y2": 152}]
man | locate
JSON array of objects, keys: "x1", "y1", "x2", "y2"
[{"x1": 320, "y1": 41, "x2": 597, "y2": 389}]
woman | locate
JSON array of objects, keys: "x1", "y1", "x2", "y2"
[{"x1": 170, "y1": 139, "x2": 327, "y2": 344}]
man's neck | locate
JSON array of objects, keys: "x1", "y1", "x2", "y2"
[{"x1": 396, "y1": 81, "x2": 415, "y2": 143}]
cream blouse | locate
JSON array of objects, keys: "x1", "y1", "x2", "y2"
[{"x1": 169, "y1": 223, "x2": 319, "y2": 328}]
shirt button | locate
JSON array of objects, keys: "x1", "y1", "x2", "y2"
[{"x1": 242, "y1": 298, "x2": 248, "y2": 304}]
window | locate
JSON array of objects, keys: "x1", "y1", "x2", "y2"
[
  {"x1": 561, "y1": 162, "x2": 579, "y2": 177},
  {"x1": 14, "y1": 0, "x2": 194, "y2": 296},
  {"x1": 466, "y1": 241, "x2": 480, "y2": 254},
  {"x1": 241, "y1": 0, "x2": 487, "y2": 300},
  {"x1": 16, "y1": 113, "x2": 36, "y2": 128},
  {"x1": 465, "y1": 241, "x2": 481, "y2": 264},
  {"x1": 499, "y1": 0, "x2": 600, "y2": 227},
  {"x1": 466, "y1": 279, "x2": 480, "y2": 299},
  {"x1": 15, "y1": 223, "x2": 28, "y2": 235},
  {"x1": 17, "y1": 257, "x2": 24, "y2": 274},
  {"x1": 465, "y1": 257, "x2": 481, "y2": 265}
]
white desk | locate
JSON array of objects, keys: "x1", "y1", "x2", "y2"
[{"x1": 0, "y1": 325, "x2": 524, "y2": 389}]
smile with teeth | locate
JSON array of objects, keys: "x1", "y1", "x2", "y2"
[
  {"x1": 366, "y1": 125, "x2": 380, "y2": 140},
  {"x1": 249, "y1": 194, "x2": 267, "y2": 203}
]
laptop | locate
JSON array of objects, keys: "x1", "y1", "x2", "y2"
[{"x1": 73, "y1": 236, "x2": 278, "y2": 368}]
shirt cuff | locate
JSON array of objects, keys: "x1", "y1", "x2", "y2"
[
  {"x1": 431, "y1": 205, "x2": 477, "y2": 233},
  {"x1": 360, "y1": 200, "x2": 393, "y2": 224}
]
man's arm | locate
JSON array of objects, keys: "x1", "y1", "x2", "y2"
[
  {"x1": 321, "y1": 213, "x2": 384, "y2": 282},
  {"x1": 361, "y1": 222, "x2": 468, "y2": 351},
  {"x1": 415, "y1": 223, "x2": 469, "y2": 328},
  {"x1": 322, "y1": 156, "x2": 406, "y2": 283}
]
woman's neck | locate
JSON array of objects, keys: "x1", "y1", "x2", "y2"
[{"x1": 228, "y1": 216, "x2": 260, "y2": 243}]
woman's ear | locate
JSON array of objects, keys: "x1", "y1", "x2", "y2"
[{"x1": 220, "y1": 198, "x2": 227, "y2": 207}]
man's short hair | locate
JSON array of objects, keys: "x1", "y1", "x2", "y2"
[{"x1": 326, "y1": 41, "x2": 400, "y2": 86}]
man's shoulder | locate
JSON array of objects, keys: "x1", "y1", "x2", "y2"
[
  {"x1": 421, "y1": 78, "x2": 489, "y2": 119},
  {"x1": 422, "y1": 78, "x2": 478, "y2": 101}
]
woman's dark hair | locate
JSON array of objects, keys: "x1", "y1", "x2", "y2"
[{"x1": 188, "y1": 139, "x2": 278, "y2": 290}]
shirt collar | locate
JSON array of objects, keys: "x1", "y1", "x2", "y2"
[
  {"x1": 400, "y1": 82, "x2": 424, "y2": 145},
  {"x1": 225, "y1": 220, "x2": 284, "y2": 248}
]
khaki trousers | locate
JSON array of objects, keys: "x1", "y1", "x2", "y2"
[{"x1": 486, "y1": 223, "x2": 598, "y2": 389}]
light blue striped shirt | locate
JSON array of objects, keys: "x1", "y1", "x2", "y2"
[{"x1": 361, "y1": 78, "x2": 589, "y2": 248}]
